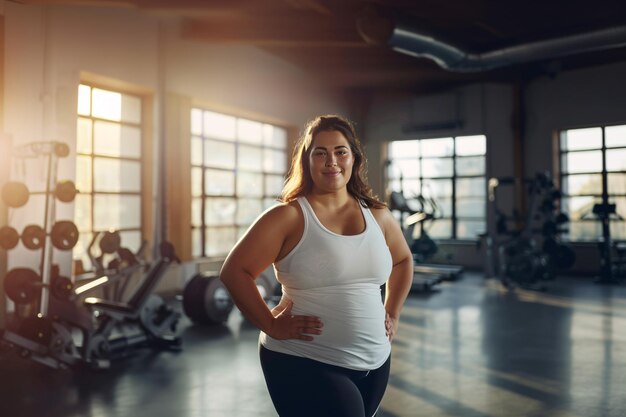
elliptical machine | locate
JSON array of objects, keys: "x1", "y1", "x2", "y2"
[
  {"x1": 388, "y1": 187, "x2": 464, "y2": 290},
  {"x1": 388, "y1": 190, "x2": 442, "y2": 291}
]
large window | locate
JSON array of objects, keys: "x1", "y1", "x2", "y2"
[
  {"x1": 386, "y1": 135, "x2": 487, "y2": 240},
  {"x1": 191, "y1": 109, "x2": 288, "y2": 258},
  {"x1": 559, "y1": 125, "x2": 626, "y2": 241},
  {"x1": 73, "y1": 84, "x2": 144, "y2": 266}
]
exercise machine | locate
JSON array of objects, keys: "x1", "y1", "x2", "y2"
[
  {"x1": 83, "y1": 231, "x2": 149, "y2": 302},
  {"x1": 488, "y1": 172, "x2": 576, "y2": 290},
  {"x1": 585, "y1": 201, "x2": 625, "y2": 284},
  {"x1": 2, "y1": 241, "x2": 182, "y2": 370},
  {"x1": 388, "y1": 190, "x2": 463, "y2": 291}
]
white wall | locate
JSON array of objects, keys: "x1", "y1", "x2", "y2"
[
  {"x1": 364, "y1": 84, "x2": 515, "y2": 193},
  {"x1": 164, "y1": 27, "x2": 348, "y2": 125}
]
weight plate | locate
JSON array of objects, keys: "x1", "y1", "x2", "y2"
[
  {"x1": 54, "y1": 180, "x2": 78, "y2": 203},
  {"x1": 50, "y1": 221, "x2": 79, "y2": 251},
  {"x1": 183, "y1": 274, "x2": 233, "y2": 324},
  {"x1": 1, "y1": 181, "x2": 30, "y2": 208},
  {"x1": 4, "y1": 268, "x2": 41, "y2": 304},
  {"x1": 51, "y1": 275, "x2": 74, "y2": 300},
  {"x1": 0, "y1": 226, "x2": 20, "y2": 250},
  {"x1": 21, "y1": 225, "x2": 46, "y2": 250},
  {"x1": 54, "y1": 143, "x2": 70, "y2": 158},
  {"x1": 203, "y1": 276, "x2": 234, "y2": 324}
]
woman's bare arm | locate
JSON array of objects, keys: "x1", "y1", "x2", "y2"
[
  {"x1": 220, "y1": 204, "x2": 322, "y2": 341},
  {"x1": 373, "y1": 207, "x2": 413, "y2": 341}
]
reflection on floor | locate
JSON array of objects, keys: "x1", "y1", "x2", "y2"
[{"x1": 1, "y1": 273, "x2": 625, "y2": 417}]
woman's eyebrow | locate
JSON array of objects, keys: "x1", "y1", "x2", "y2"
[{"x1": 313, "y1": 145, "x2": 349, "y2": 150}]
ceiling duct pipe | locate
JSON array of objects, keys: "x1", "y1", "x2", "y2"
[{"x1": 356, "y1": 6, "x2": 626, "y2": 72}]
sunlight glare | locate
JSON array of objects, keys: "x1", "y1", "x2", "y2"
[
  {"x1": 456, "y1": 135, "x2": 486, "y2": 156},
  {"x1": 389, "y1": 140, "x2": 419, "y2": 158},
  {"x1": 203, "y1": 110, "x2": 236, "y2": 140},
  {"x1": 77, "y1": 84, "x2": 91, "y2": 116},
  {"x1": 92, "y1": 88, "x2": 122, "y2": 121},
  {"x1": 420, "y1": 137, "x2": 453, "y2": 157},
  {"x1": 606, "y1": 124, "x2": 626, "y2": 148},
  {"x1": 562, "y1": 127, "x2": 602, "y2": 151},
  {"x1": 238, "y1": 118, "x2": 263, "y2": 144}
]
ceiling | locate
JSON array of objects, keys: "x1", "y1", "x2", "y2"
[{"x1": 18, "y1": 0, "x2": 626, "y2": 96}]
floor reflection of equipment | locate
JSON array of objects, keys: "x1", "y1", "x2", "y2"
[{"x1": 388, "y1": 190, "x2": 463, "y2": 291}]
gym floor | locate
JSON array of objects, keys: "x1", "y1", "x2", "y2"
[{"x1": 1, "y1": 272, "x2": 625, "y2": 417}]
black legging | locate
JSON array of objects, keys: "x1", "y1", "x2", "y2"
[{"x1": 259, "y1": 344, "x2": 391, "y2": 417}]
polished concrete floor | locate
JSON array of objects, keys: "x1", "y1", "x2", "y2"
[{"x1": 1, "y1": 273, "x2": 625, "y2": 417}]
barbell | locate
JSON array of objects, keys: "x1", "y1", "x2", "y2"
[
  {"x1": 1, "y1": 180, "x2": 78, "y2": 208},
  {"x1": 0, "y1": 221, "x2": 79, "y2": 251}
]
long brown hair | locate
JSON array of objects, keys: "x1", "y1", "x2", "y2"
[{"x1": 281, "y1": 115, "x2": 385, "y2": 209}]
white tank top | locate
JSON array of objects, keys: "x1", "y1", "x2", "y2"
[{"x1": 259, "y1": 196, "x2": 393, "y2": 370}]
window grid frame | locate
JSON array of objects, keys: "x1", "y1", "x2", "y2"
[
  {"x1": 75, "y1": 84, "x2": 144, "y2": 243},
  {"x1": 191, "y1": 108, "x2": 287, "y2": 258},
  {"x1": 559, "y1": 124, "x2": 626, "y2": 242},
  {"x1": 387, "y1": 135, "x2": 487, "y2": 240}
]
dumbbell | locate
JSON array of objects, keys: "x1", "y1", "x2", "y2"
[
  {"x1": 1, "y1": 180, "x2": 78, "y2": 208},
  {"x1": 0, "y1": 221, "x2": 79, "y2": 251},
  {"x1": 4, "y1": 267, "x2": 74, "y2": 304}
]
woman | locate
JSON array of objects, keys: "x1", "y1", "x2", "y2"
[{"x1": 220, "y1": 115, "x2": 413, "y2": 417}]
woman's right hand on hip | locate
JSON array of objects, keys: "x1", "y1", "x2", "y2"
[{"x1": 269, "y1": 300, "x2": 323, "y2": 341}]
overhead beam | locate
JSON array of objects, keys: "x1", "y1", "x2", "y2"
[
  {"x1": 10, "y1": 0, "x2": 264, "y2": 18},
  {"x1": 181, "y1": 16, "x2": 366, "y2": 47},
  {"x1": 263, "y1": 45, "x2": 422, "y2": 68},
  {"x1": 14, "y1": 0, "x2": 333, "y2": 18},
  {"x1": 309, "y1": 66, "x2": 467, "y2": 88},
  {"x1": 12, "y1": 0, "x2": 251, "y2": 8},
  {"x1": 282, "y1": 0, "x2": 334, "y2": 16}
]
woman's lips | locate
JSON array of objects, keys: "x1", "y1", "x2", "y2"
[{"x1": 323, "y1": 171, "x2": 341, "y2": 177}]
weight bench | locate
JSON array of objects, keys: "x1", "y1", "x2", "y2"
[{"x1": 79, "y1": 242, "x2": 182, "y2": 368}]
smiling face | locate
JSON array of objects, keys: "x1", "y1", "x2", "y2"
[{"x1": 308, "y1": 130, "x2": 355, "y2": 194}]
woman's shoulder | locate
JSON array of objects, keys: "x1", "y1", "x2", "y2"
[
  {"x1": 259, "y1": 200, "x2": 303, "y2": 227},
  {"x1": 265, "y1": 199, "x2": 301, "y2": 215}
]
